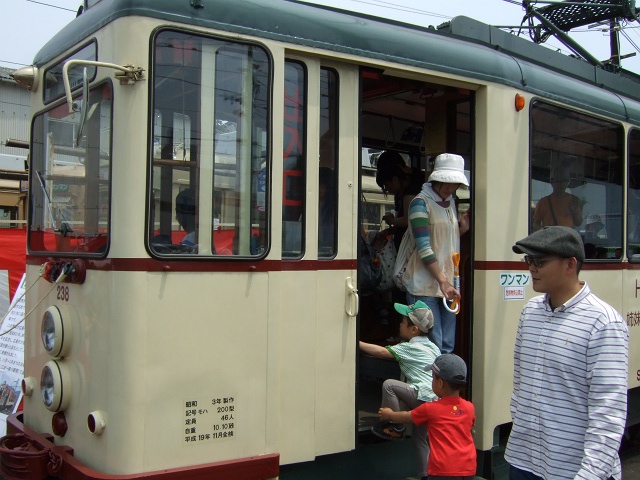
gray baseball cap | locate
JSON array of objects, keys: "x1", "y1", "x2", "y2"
[
  {"x1": 394, "y1": 301, "x2": 434, "y2": 333},
  {"x1": 427, "y1": 353, "x2": 467, "y2": 385},
  {"x1": 512, "y1": 226, "x2": 585, "y2": 262}
]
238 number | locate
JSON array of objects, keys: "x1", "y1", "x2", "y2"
[{"x1": 56, "y1": 285, "x2": 69, "y2": 301}]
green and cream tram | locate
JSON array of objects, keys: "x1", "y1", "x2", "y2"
[{"x1": 3, "y1": 0, "x2": 639, "y2": 478}]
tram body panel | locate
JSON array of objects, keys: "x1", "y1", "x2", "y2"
[
  {"x1": 470, "y1": 270, "x2": 521, "y2": 451},
  {"x1": 142, "y1": 271, "x2": 271, "y2": 470},
  {"x1": 25, "y1": 266, "x2": 358, "y2": 473},
  {"x1": 623, "y1": 269, "x2": 640, "y2": 390}
]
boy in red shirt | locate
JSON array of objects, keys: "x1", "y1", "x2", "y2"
[{"x1": 378, "y1": 353, "x2": 476, "y2": 480}]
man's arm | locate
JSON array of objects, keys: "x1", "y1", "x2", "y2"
[
  {"x1": 575, "y1": 319, "x2": 628, "y2": 480},
  {"x1": 510, "y1": 312, "x2": 524, "y2": 419}
]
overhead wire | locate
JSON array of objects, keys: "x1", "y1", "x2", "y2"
[
  {"x1": 25, "y1": 0, "x2": 77, "y2": 12},
  {"x1": 1, "y1": 0, "x2": 77, "y2": 68},
  {"x1": 343, "y1": 0, "x2": 451, "y2": 19}
]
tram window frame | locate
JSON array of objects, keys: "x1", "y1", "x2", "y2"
[
  {"x1": 28, "y1": 80, "x2": 113, "y2": 257},
  {"x1": 529, "y1": 100, "x2": 624, "y2": 260},
  {"x1": 43, "y1": 41, "x2": 97, "y2": 104},
  {"x1": 282, "y1": 60, "x2": 307, "y2": 259},
  {"x1": 627, "y1": 128, "x2": 640, "y2": 261},
  {"x1": 318, "y1": 67, "x2": 339, "y2": 259},
  {"x1": 147, "y1": 29, "x2": 271, "y2": 258}
]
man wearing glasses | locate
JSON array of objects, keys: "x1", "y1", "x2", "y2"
[{"x1": 505, "y1": 226, "x2": 629, "y2": 480}]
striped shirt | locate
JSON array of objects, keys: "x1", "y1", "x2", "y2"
[
  {"x1": 407, "y1": 184, "x2": 459, "y2": 297},
  {"x1": 505, "y1": 282, "x2": 628, "y2": 480},
  {"x1": 387, "y1": 336, "x2": 440, "y2": 402}
]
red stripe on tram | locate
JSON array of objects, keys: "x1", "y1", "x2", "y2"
[{"x1": 26, "y1": 256, "x2": 357, "y2": 273}]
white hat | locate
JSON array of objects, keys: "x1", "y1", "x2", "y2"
[
  {"x1": 586, "y1": 214, "x2": 604, "y2": 230},
  {"x1": 427, "y1": 153, "x2": 469, "y2": 186}
]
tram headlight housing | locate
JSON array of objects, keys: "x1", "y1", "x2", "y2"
[
  {"x1": 41, "y1": 306, "x2": 71, "y2": 358},
  {"x1": 40, "y1": 360, "x2": 71, "y2": 412}
]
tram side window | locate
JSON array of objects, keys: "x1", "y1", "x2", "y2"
[
  {"x1": 29, "y1": 82, "x2": 113, "y2": 255},
  {"x1": 148, "y1": 31, "x2": 270, "y2": 257},
  {"x1": 282, "y1": 62, "x2": 306, "y2": 258},
  {"x1": 529, "y1": 101, "x2": 624, "y2": 260},
  {"x1": 319, "y1": 68, "x2": 338, "y2": 258},
  {"x1": 43, "y1": 42, "x2": 96, "y2": 104},
  {"x1": 628, "y1": 129, "x2": 640, "y2": 260}
]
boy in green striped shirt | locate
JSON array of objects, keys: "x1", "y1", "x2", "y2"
[{"x1": 359, "y1": 301, "x2": 440, "y2": 479}]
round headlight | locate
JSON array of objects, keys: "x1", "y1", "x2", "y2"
[
  {"x1": 40, "y1": 360, "x2": 71, "y2": 412},
  {"x1": 41, "y1": 306, "x2": 71, "y2": 358}
]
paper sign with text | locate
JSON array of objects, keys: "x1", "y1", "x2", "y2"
[{"x1": 0, "y1": 274, "x2": 25, "y2": 437}]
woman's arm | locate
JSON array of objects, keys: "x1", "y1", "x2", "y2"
[
  {"x1": 532, "y1": 197, "x2": 546, "y2": 231},
  {"x1": 459, "y1": 210, "x2": 470, "y2": 235},
  {"x1": 382, "y1": 193, "x2": 413, "y2": 229},
  {"x1": 409, "y1": 197, "x2": 460, "y2": 300},
  {"x1": 570, "y1": 195, "x2": 583, "y2": 227}
]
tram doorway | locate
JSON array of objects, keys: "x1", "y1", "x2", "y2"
[{"x1": 356, "y1": 69, "x2": 474, "y2": 441}]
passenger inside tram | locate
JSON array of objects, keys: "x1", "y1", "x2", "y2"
[
  {"x1": 532, "y1": 164, "x2": 583, "y2": 231},
  {"x1": 175, "y1": 187, "x2": 197, "y2": 250},
  {"x1": 375, "y1": 150, "x2": 422, "y2": 252},
  {"x1": 318, "y1": 167, "x2": 336, "y2": 254}
]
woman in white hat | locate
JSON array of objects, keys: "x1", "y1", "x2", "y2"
[{"x1": 405, "y1": 153, "x2": 469, "y2": 353}]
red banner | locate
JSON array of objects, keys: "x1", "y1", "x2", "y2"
[{"x1": 0, "y1": 229, "x2": 27, "y2": 301}]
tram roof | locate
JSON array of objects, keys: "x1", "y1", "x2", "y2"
[{"x1": 34, "y1": 0, "x2": 640, "y2": 123}]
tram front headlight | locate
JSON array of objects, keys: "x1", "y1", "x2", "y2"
[
  {"x1": 40, "y1": 360, "x2": 71, "y2": 412},
  {"x1": 41, "y1": 306, "x2": 71, "y2": 358}
]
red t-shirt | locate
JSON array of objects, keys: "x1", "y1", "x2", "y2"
[{"x1": 410, "y1": 396, "x2": 476, "y2": 476}]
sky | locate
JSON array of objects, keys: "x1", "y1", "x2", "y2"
[{"x1": 2, "y1": 0, "x2": 640, "y2": 74}]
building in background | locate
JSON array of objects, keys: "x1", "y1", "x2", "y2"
[{"x1": 0, "y1": 66, "x2": 29, "y2": 227}]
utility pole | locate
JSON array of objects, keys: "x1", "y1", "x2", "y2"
[{"x1": 609, "y1": 18, "x2": 620, "y2": 68}]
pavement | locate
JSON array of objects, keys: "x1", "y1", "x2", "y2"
[{"x1": 621, "y1": 440, "x2": 640, "y2": 478}]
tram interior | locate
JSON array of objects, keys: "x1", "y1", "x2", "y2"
[{"x1": 357, "y1": 71, "x2": 473, "y2": 438}]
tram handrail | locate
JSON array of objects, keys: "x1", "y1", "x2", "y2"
[{"x1": 62, "y1": 59, "x2": 144, "y2": 114}]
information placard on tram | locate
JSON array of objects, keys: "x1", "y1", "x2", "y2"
[
  {"x1": 500, "y1": 272, "x2": 531, "y2": 300},
  {"x1": 183, "y1": 395, "x2": 236, "y2": 444},
  {"x1": 0, "y1": 274, "x2": 25, "y2": 436}
]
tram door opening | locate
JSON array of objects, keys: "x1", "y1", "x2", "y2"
[{"x1": 357, "y1": 70, "x2": 473, "y2": 440}]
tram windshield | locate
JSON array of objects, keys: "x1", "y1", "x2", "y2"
[
  {"x1": 148, "y1": 31, "x2": 270, "y2": 257},
  {"x1": 28, "y1": 82, "x2": 112, "y2": 255}
]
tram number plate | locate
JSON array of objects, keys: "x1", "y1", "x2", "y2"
[{"x1": 56, "y1": 285, "x2": 70, "y2": 301}]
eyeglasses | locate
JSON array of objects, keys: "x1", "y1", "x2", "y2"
[{"x1": 523, "y1": 255, "x2": 559, "y2": 268}]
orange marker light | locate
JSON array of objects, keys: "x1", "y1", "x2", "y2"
[{"x1": 515, "y1": 93, "x2": 526, "y2": 112}]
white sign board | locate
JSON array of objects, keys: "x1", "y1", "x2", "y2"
[
  {"x1": 0, "y1": 271, "x2": 9, "y2": 319},
  {"x1": 0, "y1": 275, "x2": 25, "y2": 436},
  {"x1": 499, "y1": 272, "x2": 531, "y2": 301}
]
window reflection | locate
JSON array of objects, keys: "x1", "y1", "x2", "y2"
[
  {"x1": 282, "y1": 62, "x2": 306, "y2": 258},
  {"x1": 318, "y1": 68, "x2": 338, "y2": 258},
  {"x1": 529, "y1": 101, "x2": 624, "y2": 259},
  {"x1": 628, "y1": 129, "x2": 640, "y2": 260},
  {"x1": 149, "y1": 31, "x2": 270, "y2": 257},
  {"x1": 29, "y1": 83, "x2": 112, "y2": 255}
]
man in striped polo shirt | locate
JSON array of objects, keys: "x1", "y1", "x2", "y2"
[{"x1": 505, "y1": 226, "x2": 629, "y2": 480}]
